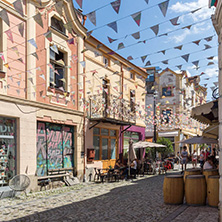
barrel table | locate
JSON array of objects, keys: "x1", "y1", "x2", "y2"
[
  {"x1": 183, "y1": 168, "x2": 201, "y2": 182},
  {"x1": 185, "y1": 175, "x2": 206, "y2": 206},
  {"x1": 203, "y1": 169, "x2": 219, "y2": 185},
  {"x1": 207, "y1": 175, "x2": 219, "y2": 207},
  {"x1": 163, "y1": 174, "x2": 184, "y2": 204}
]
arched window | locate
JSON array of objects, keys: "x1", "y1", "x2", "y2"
[{"x1": 51, "y1": 16, "x2": 65, "y2": 34}]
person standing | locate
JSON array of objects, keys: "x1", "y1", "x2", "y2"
[
  {"x1": 199, "y1": 150, "x2": 205, "y2": 169},
  {"x1": 181, "y1": 146, "x2": 188, "y2": 171},
  {"x1": 192, "y1": 150, "x2": 197, "y2": 168}
]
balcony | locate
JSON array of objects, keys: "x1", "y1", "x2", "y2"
[{"x1": 87, "y1": 94, "x2": 136, "y2": 125}]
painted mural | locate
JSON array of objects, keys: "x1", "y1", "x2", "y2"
[{"x1": 36, "y1": 122, "x2": 74, "y2": 176}]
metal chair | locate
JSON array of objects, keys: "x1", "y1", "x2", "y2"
[{"x1": 9, "y1": 174, "x2": 30, "y2": 197}]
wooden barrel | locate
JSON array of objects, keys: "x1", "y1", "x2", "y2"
[
  {"x1": 207, "y1": 175, "x2": 219, "y2": 207},
  {"x1": 185, "y1": 175, "x2": 206, "y2": 206},
  {"x1": 184, "y1": 168, "x2": 201, "y2": 182},
  {"x1": 203, "y1": 169, "x2": 219, "y2": 185},
  {"x1": 163, "y1": 175, "x2": 184, "y2": 204}
]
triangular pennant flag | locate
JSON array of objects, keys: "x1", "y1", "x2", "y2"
[
  {"x1": 111, "y1": 0, "x2": 121, "y2": 14},
  {"x1": 11, "y1": 46, "x2": 19, "y2": 56},
  {"x1": 118, "y1": 42, "x2": 124, "y2": 50},
  {"x1": 127, "y1": 56, "x2": 133, "y2": 60},
  {"x1": 214, "y1": 82, "x2": 218, "y2": 87},
  {"x1": 162, "y1": 60, "x2": 168, "y2": 64},
  {"x1": 182, "y1": 25, "x2": 192, "y2": 30},
  {"x1": 13, "y1": 0, "x2": 24, "y2": 17},
  {"x1": 204, "y1": 36, "x2": 213, "y2": 42},
  {"x1": 170, "y1": 17, "x2": 180, "y2": 26},
  {"x1": 33, "y1": 12, "x2": 43, "y2": 28},
  {"x1": 87, "y1": 11, "x2": 96, "y2": 26},
  {"x1": 174, "y1": 45, "x2": 183, "y2": 50},
  {"x1": 0, "y1": 9, "x2": 10, "y2": 26},
  {"x1": 210, "y1": 86, "x2": 215, "y2": 91},
  {"x1": 86, "y1": 31, "x2": 93, "y2": 37},
  {"x1": 50, "y1": 44, "x2": 59, "y2": 54},
  {"x1": 150, "y1": 25, "x2": 159, "y2": 36},
  {"x1": 0, "y1": 53, "x2": 5, "y2": 62},
  {"x1": 17, "y1": 22, "x2": 24, "y2": 37},
  {"x1": 67, "y1": 38, "x2": 75, "y2": 45},
  {"x1": 158, "y1": 50, "x2": 166, "y2": 55},
  {"x1": 5, "y1": 29, "x2": 14, "y2": 43},
  {"x1": 28, "y1": 38, "x2": 38, "y2": 48},
  {"x1": 145, "y1": 0, "x2": 149, "y2": 3},
  {"x1": 54, "y1": 1, "x2": 63, "y2": 16},
  {"x1": 32, "y1": 52, "x2": 39, "y2": 60},
  {"x1": 16, "y1": 81, "x2": 20, "y2": 87},
  {"x1": 131, "y1": 31, "x2": 140, "y2": 39},
  {"x1": 39, "y1": 74, "x2": 45, "y2": 80},
  {"x1": 131, "y1": 11, "x2": 141, "y2": 26},
  {"x1": 207, "y1": 56, "x2": 214, "y2": 60},
  {"x1": 207, "y1": 62, "x2": 214, "y2": 66},
  {"x1": 141, "y1": 55, "x2": 147, "y2": 63},
  {"x1": 76, "y1": 0, "x2": 83, "y2": 8},
  {"x1": 192, "y1": 60, "x2": 199, "y2": 67},
  {"x1": 108, "y1": 36, "x2": 117, "y2": 43},
  {"x1": 158, "y1": 0, "x2": 169, "y2": 17},
  {"x1": 193, "y1": 40, "x2": 201, "y2": 45},
  {"x1": 204, "y1": 44, "x2": 212, "y2": 50},
  {"x1": 80, "y1": 61, "x2": 85, "y2": 68},
  {"x1": 28, "y1": 77, "x2": 34, "y2": 85},
  {"x1": 191, "y1": 8, "x2": 201, "y2": 13},
  {"x1": 181, "y1": 54, "x2": 189, "y2": 62},
  {"x1": 40, "y1": 90, "x2": 44, "y2": 97},
  {"x1": 145, "y1": 61, "x2": 151, "y2": 66},
  {"x1": 18, "y1": 58, "x2": 24, "y2": 63},
  {"x1": 107, "y1": 21, "x2": 118, "y2": 33},
  {"x1": 176, "y1": 65, "x2": 182, "y2": 70}
]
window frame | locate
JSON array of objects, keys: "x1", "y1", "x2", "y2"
[
  {"x1": 103, "y1": 56, "x2": 110, "y2": 67},
  {"x1": 49, "y1": 48, "x2": 67, "y2": 92},
  {"x1": 93, "y1": 127, "x2": 118, "y2": 161},
  {"x1": 50, "y1": 16, "x2": 66, "y2": 36},
  {"x1": 130, "y1": 72, "x2": 135, "y2": 80},
  {"x1": 162, "y1": 86, "x2": 172, "y2": 97}
]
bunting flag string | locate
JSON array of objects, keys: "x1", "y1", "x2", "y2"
[
  {"x1": 158, "y1": 0, "x2": 169, "y2": 17},
  {"x1": 87, "y1": 11, "x2": 96, "y2": 26},
  {"x1": 131, "y1": 11, "x2": 142, "y2": 26}
]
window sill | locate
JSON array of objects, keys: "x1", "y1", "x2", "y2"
[
  {"x1": 49, "y1": 26, "x2": 69, "y2": 40},
  {"x1": 47, "y1": 86, "x2": 70, "y2": 97}
]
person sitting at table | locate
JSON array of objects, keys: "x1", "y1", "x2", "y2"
[
  {"x1": 203, "y1": 156, "x2": 215, "y2": 170},
  {"x1": 114, "y1": 159, "x2": 122, "y2": 170}
]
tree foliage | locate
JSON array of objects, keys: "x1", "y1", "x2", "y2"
[{"x1": 156, "y1": 137, "x2": 174, "y2": 158}]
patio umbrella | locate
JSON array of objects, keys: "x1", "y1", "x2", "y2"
[
  {"x1": 133, "y1": 141, "x2": 166, "y2": 149},
  {"x1": 176, "y1": 136, "x2": 218, "y2": 144}
]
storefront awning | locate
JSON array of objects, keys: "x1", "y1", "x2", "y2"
[
  {"x1": 158, "y1": 131, "x2": 178, "y2": 137},
  {"x1": 191, "y1": 100, "x2": 218, "y2": 124},
  {"x1": 203, "y1": 124, "x2": 218, "y2": 139}
]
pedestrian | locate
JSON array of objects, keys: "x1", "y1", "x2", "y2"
[
  {"x1": 181, "y1": 146, "x2": 188, "y2": 171},
  {"x1": 192, "y1": 150, "x2": 197, "y2": 168},
  {"x1": 205, "y1": 149, "x2": 210, "y2": 160},
  {"x1": 199, "y1": 150, "x2": 205, "y2": 168},
  {"x1": 130, "y1": 158, "x2": 137, "y2": 179},
  {"x1": 176, "y1": 151, "x2": 181, "y2": 170}
]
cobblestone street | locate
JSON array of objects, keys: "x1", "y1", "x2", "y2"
[{"x1": 0, "y1": 173, "x2": 219, "y2": 222}]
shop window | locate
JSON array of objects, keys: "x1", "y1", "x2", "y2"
[
  {"x1": 0, "y1": 117, "x2": 16, "y2": 186},
  {"x1": 162, "y1": 87, "x2": 172, "y2": 97},
  {"x1": 36, "y1": 122, "x2": 74, "y2": 176},
  {"x1": 93, "y1": 128, "x2": 117, "y2": 161},
  {"x1": 93, "y1": 127, "x2": 100, "y2": 135},
  {"x1": 50, "y1": 49, "x2": 66, "y2": 90},
  {"x1": 130, "y1": 89, "x2": 136, "y2": 112},
  {"x1": 51, "y1": 16, "x2": 66, "y2": 35}
]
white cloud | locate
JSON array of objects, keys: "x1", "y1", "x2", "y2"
[
  {"x1": 204, "y1": 66, "x2": 218, "y2": 77},
  {"x1": 170, "y1": 0, "x2": 213, "y2": 22},
  {"x1": 168, "y1": 22, "x2": 212, "y2": 43}
]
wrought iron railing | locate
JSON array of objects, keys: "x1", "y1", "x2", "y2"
[{"x1": 87, "y1": 94, "x2": 136, "y2": 124}]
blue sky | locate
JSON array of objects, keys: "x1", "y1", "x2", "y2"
[{"x1": 73, "y1": 0, "x2": 218, "y2": 101}]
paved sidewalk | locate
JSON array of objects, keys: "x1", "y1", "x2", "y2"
[{"x1": 0, "y1": 173, "x2": 219, "y2": 222}]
